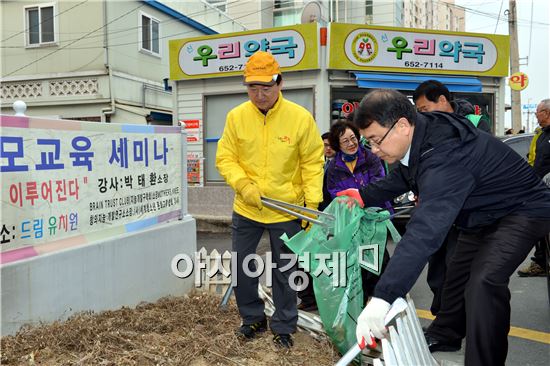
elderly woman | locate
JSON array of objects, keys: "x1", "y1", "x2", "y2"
[
  {"x1": 326, "y1": 119, "x2": 392, "y2": 302},
  {"x1": 326, "y1": 120, "x2": 391, "y2": 204}
]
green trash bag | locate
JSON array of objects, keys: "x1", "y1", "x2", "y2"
[{"x1": 282, "y1": 197, "x2": 401, "y2": 357}]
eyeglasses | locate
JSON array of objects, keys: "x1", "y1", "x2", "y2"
[
  {"x1": 339, "y1": 135, "x2": 358, "y2": 146},
  {"x1": 366, "y1": 119, "x2": 400, "y2": 147}
]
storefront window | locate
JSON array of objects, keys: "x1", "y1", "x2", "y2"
[{"x1": 330, "y1": 87, "x2": 495, "y2": 134}]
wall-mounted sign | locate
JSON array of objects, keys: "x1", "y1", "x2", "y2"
[
  {"x1": 0, "y1": 115, "x2": 182, "y2": 264},
  {"x1": 180, "y1": 119, "x2": 201, "y2": 144},
  {"x1": 169, "y1": 23, "x2": 319, "y2": 80},
  {"x1": 509, "y1": 72, "x2": 528, "y2": 91},
  {"x1": 328, "y1": 23, "x2": 509, "y2": 77},
  {"x1": 187, "y1": 152, "x2": 202, "y2": 186},
  {"x1": 183, "y1": 119, "x2": 200, "y2": 129}
]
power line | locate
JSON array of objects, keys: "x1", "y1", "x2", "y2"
[
  {"x1": 4, "y1": 3, "x2": 146, "y2": 77},
  {"x1": 4, "y1": 3, "x2": 277, "y2": 52},
  {"x1": 1, "y1": 0, "x2": 90, "y2": 43},
  {"x1": 3, "y1": 3, "x2": 280, "y2": 75},
  {"x1": 494, "y1": 0, "x2": 504, "y2": 33},
  {"x1": 527, "y1": 0, "x2": 533, "y2": 62},
  {"x1": 3, "y1": 1, "x2": 547, "y2": 51},
  {"x1": 442, "y1": 0, "x2": 548, "y2": 26},
  {"x1": 0, "y1": 2, "x2": 252, "y2": 50},
  {"x1": 1, "y1": 4, "x2": 217, "y2": 48}
]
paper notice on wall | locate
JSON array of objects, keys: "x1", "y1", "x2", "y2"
[
  {"x1": 187, "y1": 152, "x2": 202, "y2": 186},
  {"x1": 181, "y1": 119, "x2": 201, "y2": 144}
]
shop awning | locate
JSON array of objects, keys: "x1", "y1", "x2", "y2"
[{"x1": 353, "y1": 73, "x2": 482, "y2": 93}]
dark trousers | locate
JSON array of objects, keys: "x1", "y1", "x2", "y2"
[
  {"x1": 297, "y1": 273, "x2": 316, "y2": 306},
  {"x1": 427, "y1": 226, "x2": 459, "y2": 315},
  {"x1": 231, "y1": 212, "x2": 301, "y2": 334},
  {"x1": 531, "y1": 237, "x2": 547, "y2": 268},
  {"x1": 427, "y1": 215, "x2": 550, "y2": 366}
]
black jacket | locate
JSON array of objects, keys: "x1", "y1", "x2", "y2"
[
  {"x1": 360, "y1": 112, "x2": 550, "y2": 303},
  {"x1": 318, "y1": 163, "x2": 332, "y2": 211},
  {"x1": 451, "y1": 99, "x2": 492, "y2": 133},
  {"x1": 534, "y1": 126, "x2": 550, "y2": 179}
]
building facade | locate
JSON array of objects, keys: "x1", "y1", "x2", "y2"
[
  {"x1": 0, "y1": 0, "x2": 223, "y2": 124},
  {"x1": 201, "y1": 0, "x2": 465, "y2": 31},
  {"x1": 169, "y1": 23, "x2": 508, "y2": 216},
  {"x1": 403, "y1": 0, "x2": 465, "y2": 31}
]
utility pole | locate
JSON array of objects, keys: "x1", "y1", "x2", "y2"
[{"x1": 508, "y1": 0, "x2": 522, "y2": 133}]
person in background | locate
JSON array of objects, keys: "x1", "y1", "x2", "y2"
[
  {"x1": 322, "y1": 132, "x2": 336, "y2": 161},
  {"x1": 319, "y1": 132, "x2": 335, "y2": 211},
  {"x1": 527, "y1": 127, "x2": 542, "y2": 166},
  {"x1": 412, "y1": 80, "x2": 493, "y2": 316},
  {"x1": 517, "y1": 98, "x2": 550, "y2": 277},
  {"x1": 297, "y1": 131, "x2": 336, "y2": 312},
  {"x1": 326, "y1": 120, "x2": 392, "y2": 302},
  {"x1": 413, "y1": 79, "x2": 492, "y2": 133},
  {"x1": 216, "y1": 51, "x2": 324, "y2": 348},
  {"x1": 339, "y1": 89, "x2": 550, "y2": 365}
]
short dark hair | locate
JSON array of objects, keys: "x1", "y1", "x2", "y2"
[
  {"x1": 328, "y1": 120, "x2": 360, "y2": 152},
  {"x1": 321, "y1": 132, "x2": 330, "y2": 140},
  {"x1": 412, "y1": 80, "x2": 451, "y2": 103},
  {"x1": 354, "y1": 89, "x2": 417, "y2": 129}
]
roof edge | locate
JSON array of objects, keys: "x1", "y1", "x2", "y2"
[{"x1": 142, "y1": 0, "x2": 218, "y2": 35}]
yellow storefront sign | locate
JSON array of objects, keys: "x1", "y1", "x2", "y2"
[
  {"x1": 169, "y1": 23, "x2": 319, "y2": 80},
  {"x1": 509, "y1": 72, "x2": 529, "y2": 91},
  {"x1": 328, "y1": 23, "x2": 509, "y2": 77}
]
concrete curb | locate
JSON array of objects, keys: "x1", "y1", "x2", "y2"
[{"x1": 193, "y1": 214, "x2": 231, "y2": 233}]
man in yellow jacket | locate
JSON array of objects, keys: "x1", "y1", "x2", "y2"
[{"x1": 216, "y1": 51, "x2": 324, "y2": 348}]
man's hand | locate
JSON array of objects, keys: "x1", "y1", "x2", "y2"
[
  {"x1": 356, "y1": 297, "x2": 391, "y2": 347},
  {"x1": 235, "y1": 179, "x2": 262, "y2": 210},
  {"x1": 336, "y1": 188, "x2": 365, "y2": 208}
]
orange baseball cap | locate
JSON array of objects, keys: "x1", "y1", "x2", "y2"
[{"x1": 243, "y1": 51, "x2": 281, "y2": 85}]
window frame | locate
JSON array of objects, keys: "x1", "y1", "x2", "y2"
[
  {"x1": 24, "y1": 3, "x2": 58, "y2": 48},
  {"x1": 138, "y1": 11, "x2": 161, "y2": 57}
]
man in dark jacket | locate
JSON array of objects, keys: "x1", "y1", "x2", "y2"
[
  {"x1": 339, "y1": 89, "x2": 550, "y2": 366},
  {"x1": 413, "y1": 79, "x2": 492, "y2": 133},
  {"x1": 413, "y1": 80, "x2": 492, "y2": 316}
]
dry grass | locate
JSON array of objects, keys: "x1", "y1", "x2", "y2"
[{"x1": 1, "y1": 291, "x2": 340, "y2": 365}]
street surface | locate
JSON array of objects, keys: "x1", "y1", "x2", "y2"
[{"x1": 197, "y1": 232, "x2": 550, "y2": 366}]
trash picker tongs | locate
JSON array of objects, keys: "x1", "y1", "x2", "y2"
[
  {"x1": 260, "y1": 197, "x2": 335, "y2": 228},
  {"x1": 219, "y1": 197, "x2": 334, "y2": 310}
]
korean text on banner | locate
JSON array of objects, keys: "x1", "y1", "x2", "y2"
[
  {"x1": 328, "y1": 23, "x2": 509, "y2": 77},
  {"x1": 0, "y1": 115, "x2": 183, "y2": 263},
  {"x1": 169, "y1": 23, "x2": 319, "y2": 80}
]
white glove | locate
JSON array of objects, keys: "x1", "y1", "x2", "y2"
[{"x1": 356, "y1": 297, "x2": 391, "y2": 347}]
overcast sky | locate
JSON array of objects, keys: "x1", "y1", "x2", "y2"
[{"x1": 456, "y1": 0, "x2": 550, "y2": 131}]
